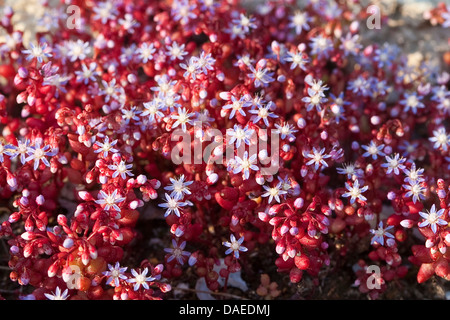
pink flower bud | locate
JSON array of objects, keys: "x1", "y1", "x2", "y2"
[
  {"x1": 400, "y1": 219, "x2": 415, "y2": 228},
  {"x1": 297, "y1": 118, "x2": 306, "y2": 129},
  {"x1": 16, "y1": 91, "x2": 27, "y2": 104},
  {"x1": 256, "y1": 58, "x2": 267, "y2": 69},
  {"x1": 294, "y1": 197, "x2": 304, "y2": 209},
  {"x1": 386, "y1": 238, "x2": 396, "y2": 247},
  {"x1": 286, "y1": 246, "x2": 297, "y2": 258},
  {"x1": 129, "y1": 200, "x2": 139, "y2": 209},
  {"x1": 86, "y1": 171, "x2": 95, "y2": 184},
  {"x1": 23, "y1": 244, "x2": 33, "y2": 258},
  {"x1": 280, "y1": 223, "x2": 289, "y2": 235},
  {"x1": 112, "y1": 230, "x2": 123, "y2": 241},
  {"x1": 89, "y1": 246, "x2": 98, "y2": 260},
  {"x1": 209, "y1": 33, "x2": 217, "y2": 42},
  {"x1": 24, "y1": 219, "x2": 34, "y2": 232},
  {"x1": 112, "y1": 153, "x2": 121, "y2": 162},
  {"x1": 149, "y1": 179, "x2": 161, "y2": 189},
  {"x1": 99, "y1": 175, "x2": 107, "y2": 184},
  {"x1": 63, "y1": 238, "x2": 74, "y2": 249},
  {"x1": 258, "y1": 211, "x2": 270, "y2": 222},
  {"x1": 439, "y1": 242, "x2": 447, "y2": 254},
  {"x1": 57, "y1": 214, "x2": 67, "y2": 226},
  {"x1": 255, "y1": 172, "x2": 265, "y2": 185},
  {"x1": 27, "y1": 92, "x2": 36, "y2": 106},
  {"x1": 21, "y1": 232, "x2": 35, "y2": 240},
  {"x1": 277, "y1": 75, "x2": 286, "y2": 82},
  {"x1": 34, "y1": 195, "x2": 44, "y2": 206},
  {"x1": 437, "y1": 189, "x2": 446, "y2": 199},
  {"x1": 269, "y1": 217, "x2": 282, "y2": 226},
  {"x1": 17, "y1": 67, "x2": 28, "y2": 78},
  {"x1": 14, "y1": 74, "x2": 25, "y2": 87},
  {"x1": 445, "y1": 233, "x2": 450, "y2": 245},
  {"x1": 188, "y1": 255, "x2": 197, "y2": 266},
  {"x1": 231, "y1": 215, "x2": 239, "y2": 226},
  {"x1": 154, "y1": 264, "x2": 164, "y2": 274},
  {"x1": 10, "y1": 245, "x2": 19, "y2": 254},
  {"x1": 20, "y1": 196, "x2": 29, "y2": 206},
  {"x1": 127, "y1": 73, "x2": 137, "y2": 83},
  {"x1": 219, "y1": 91, "x2": 231, "y2": 100},
  {"x1": 300, "y1": 166, "x2": 308, "y2": 177},
  {"x1": 350, "y1": 21, "x2": 359, "y2": 33},
  {"x1": 268, "y1": 204, "x2": 282, "y2": 216},
  {"x1": 6, "y1": 172, "x2": 17, "y2": 190},
  {"x1": 20, "y1": 270, "x2": 30, "y2": 285},
  {"x1": 78, "y1": 191, "x2": 93, "y2": 201},
  {"x1": 147, "y1": 187, "x2": 158, "y2": 200},
  {"x1": 160, "y1": 283, "x2": 172, "y2": 293},
  {"x1": 48, "y1": 262, "x2": 59, "y2": 278},
  {"x1": 206, "y1": 173, "x2": 218, "y2": 185},
  {"x1": 81, "y1": 252, "x2": 90, "y2": 265},
  {"x1": 289, "y1": 227, "x2": 299, "y2": 236},
  {"x1": 276, "y1": 242, "x2": 286, "y2": 254}
]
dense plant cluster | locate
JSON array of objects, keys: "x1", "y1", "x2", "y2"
[{"x1": 0, "y1": 0, "x2": 449, "y2": 300}]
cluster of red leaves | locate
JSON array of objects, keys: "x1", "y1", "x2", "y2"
[{"x1": 0, "y1": 0, "x2": 448, "y2": 300}]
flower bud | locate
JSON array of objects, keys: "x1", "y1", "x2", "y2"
[
  {"x1": 219, "y1": 91, "x2": 231, "y2": 100},
  {"x1": 160, "y1": 283, "x2": 172, "y2": 293},
  {"x1": 350, "y1": 20, "x2": 359, "y2": 33},
  {"x1": 255, "y1": 172, "x2": 265, "y2": 185},
  {"x1": 48, "y1": 262, "x2": 59, "y2": 278},
  {"x1": 89, "y1": 246, "x2": 98, "y2": 260},
  {"x1": 10, "y1": 246, "x2": 19, "y2": 254},
  {"x1": 63, "y1": 238, "x2": 74, "y2": 249},
  {"x1": 258, "y1": 211, "x2": 270, "y2": 222},
  {"x1": 127, "y1": 73, "x2": 137, "y2": 83},
  {"x1": 280, "y1": 223, "x2": 289, "y2": 235},
  {"x1": 24, "y1": 219, "x2": 34, "y2": 232},
  {"x1": 57, "y1": 214, "x2": 67, "y2": 226},
  {"x1": 206, "y1": 173, "x2": 218, "y2": 185},
  {"x1": 86, "y1": 171, "x2": 95, "y2": 184},
  {"x1": 21, "y1": 232, "x2": 35, "y2": 240},
  {"x1": 16, "y1": 91, "x2": 27, "y2": 104},
  {"x1": 6, "y1": 172, "x2": 17, "y2": 190},
  {"x1": 297, "y1": 118, "x2": 306, "y2": 129},
  {"x1": 275, "y1": 242, "x2": 286, "y2": 254},
  {"x1": 27, "y1": 92, "x2": 36, "y2": 106},
  {"x1": 188, "y1": 255, "x2": 197, "y2": 266},
  {"x1": 23, "y1": 244, "x2": 33, "y2": 258},
  {"x1": 294, "y1": 197, "x2": 304, "y2": 209},
  {"x1": 258, "y1": 149, "x2": 268, "y2": 161},
  {"x1": 400, "y1": 219, "x2": 414, "y2": 228},
  {"x1": 439, "y1": 242, "x2": 447, "y2": 254},
  {"x1": 78, "y1": 191, "x2": 93, "y2": 201},
  {"x1": 286, "y1": 246, "x2": 297, "y2": 258},
  {"x1": 290, "y1": 227, "x2": 299, "y2": 236},
  {"x1": 18, "y1": 67, "x2": 29, "y2": 78},
  {"x1": 99, "y1": 175, "x2": 107, "y2": 184},
  {"x1": 81, "y1": 252, "x2": 90, "y2": 266}
]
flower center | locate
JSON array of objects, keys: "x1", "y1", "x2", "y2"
[{"x1": 34, "y1": 148, "x2": 44, "y2": 159}]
